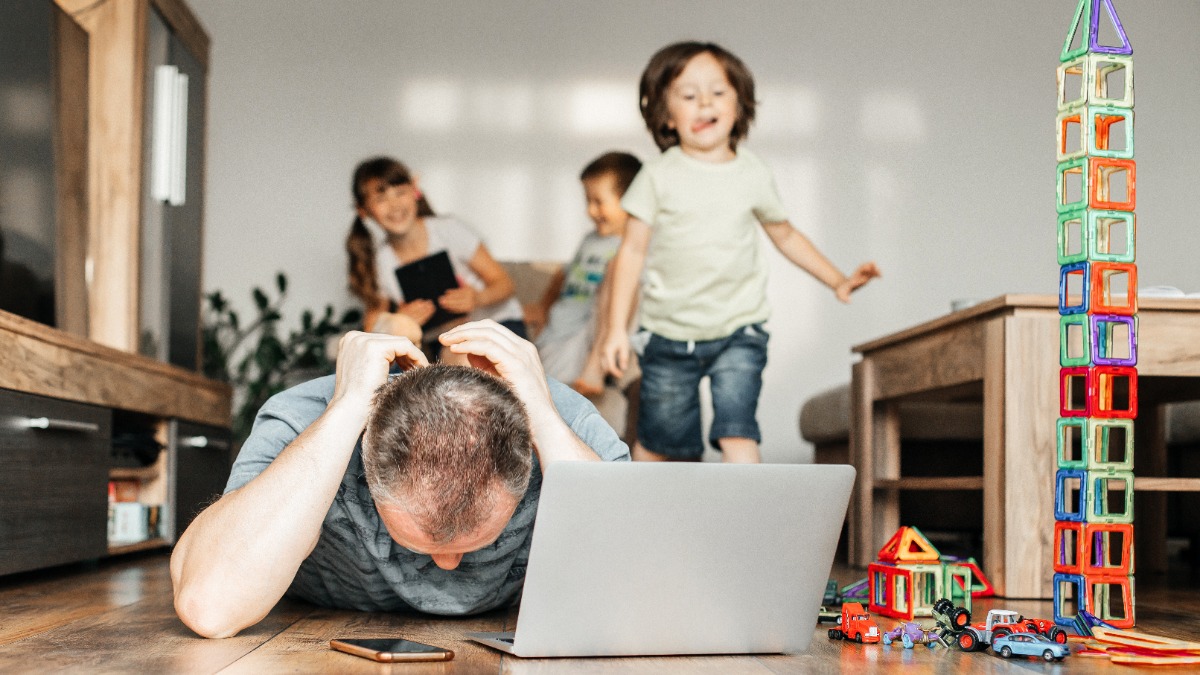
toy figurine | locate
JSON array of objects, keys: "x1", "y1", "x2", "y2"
[{"x1": 881, "y1": 622, "x2": 939, "y2": 648}]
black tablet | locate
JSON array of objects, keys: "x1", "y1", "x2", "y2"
[{"x1": 395, "y1": 250, "x2": 464, "y2": 328}]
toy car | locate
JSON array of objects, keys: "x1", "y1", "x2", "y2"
[
  {"x1": 827, "y1": 602, "x2": 881, "y2": 644},
  {"x1": 957, "y1": 608, "x2": 1066, "y2": 651},
  {"x1": 992, "y1": 633, "x2": 1071, "y2": 661}
]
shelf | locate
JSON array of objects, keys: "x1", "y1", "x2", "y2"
[
  {"x1": 1134, "y1": 477, "x2": 1200, "y2": 493},
  {"x1": 107, "y1": 537, "x2": 169, "y2": 555},
  {"x1": 109, "y1": 465, "x2": 161, "y2": 481},
  {"x1": 874, "y1": 477, "x2": 984, "y2": 491}
]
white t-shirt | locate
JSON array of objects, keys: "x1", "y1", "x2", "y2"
[
  {"x1": 374, "y1": 215, "x2": 523, "y2": 325},
  {"x1": 620, "y1": 146, "x2": 787, "y2": 341}
]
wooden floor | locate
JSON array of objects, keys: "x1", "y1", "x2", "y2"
[{"x1": 2, "y1": 552, "x2": 1199, "y2": 674}]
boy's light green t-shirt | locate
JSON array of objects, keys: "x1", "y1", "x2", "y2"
[{"x1": 621, "y1": 146, "x2": 787, "y2": 342}]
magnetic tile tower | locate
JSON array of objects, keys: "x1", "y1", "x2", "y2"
[{"x1": 1053, "y1": 0, "x2": 1136, "y2": 629}]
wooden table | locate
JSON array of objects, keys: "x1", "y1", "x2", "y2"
[{"x1": 848, "y1": 294, "x2": 1200, "y2": 598}]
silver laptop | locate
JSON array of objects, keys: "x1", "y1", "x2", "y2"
[{"x1": 467, "y1": 462, "x2": 854, "y2": 657}]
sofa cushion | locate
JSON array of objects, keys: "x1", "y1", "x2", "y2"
[{"x1": 799, "y1": 383, "x2": 983, "y2": 444}]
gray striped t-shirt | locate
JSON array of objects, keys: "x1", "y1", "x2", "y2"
[{"x1": 225, "y1": 374, "x2": 630, "y2": 614}]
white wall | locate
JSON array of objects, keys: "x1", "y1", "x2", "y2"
[{"x1": 190, "y1": 0, "x2": 1200, "y2": 463}]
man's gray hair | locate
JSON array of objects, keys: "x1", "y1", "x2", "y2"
[{"x1": 362, "y1": 364, "x2": 533, "y2": 543}]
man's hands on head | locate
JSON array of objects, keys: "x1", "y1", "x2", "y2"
[
  {"x1": 439, "y1": 320, "x2": 554, "y2": 413},
  {"x1": 331, "y1": 332, "x2": 428, "y2": 424},
  {"x1": 439, "y1": 320, "x2": 601, "y2": 465}
]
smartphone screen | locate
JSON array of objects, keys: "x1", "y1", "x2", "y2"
[{"x1": 330, "y1": 638, "x2": 455, "y2": 662}]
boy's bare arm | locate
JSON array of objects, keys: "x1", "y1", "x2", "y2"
[
  {"x1": 170, "y1": 333, "x2": 427, "y2": 639},
  {"x1": 762, "y1": 220, "x2": 880, "y2": 302},
  {"x1": 601, "y1": 217, "x2": 650, "y2": 376}
]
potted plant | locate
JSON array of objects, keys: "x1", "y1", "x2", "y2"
[{"x1": 202, "y1": 272, "x2": 361, "y2": 442}]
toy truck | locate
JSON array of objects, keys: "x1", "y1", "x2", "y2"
[
  {"x1": 956, "y1": 609, "x2": 1065, "y2": 651},
  {"x1": 827, "y1": 602, "x2": 881, "y2": 644}
]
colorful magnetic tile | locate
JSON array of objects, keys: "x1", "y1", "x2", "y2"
[
  {"x1": 1090, "y1": 261, "x2": 1137, "y2": 316},
  {"x1": 1088, "y1": 470, "x2": 1135, "y2": 523},
  {"x1": 1056, "y1": 468, "x2": 1088, "y2": 522},
  {"x1": 1084, "y1": 522, "x2": 1134, "y2": 576},
  {"x1": 1057, "y1": 108, "x2": 1087, "y2": 161},
  {"x1": 1060, "y1": 314, "x2": 1092, "y2": 367},
  {"x1": 1055, "y1": 520, "x2": 1086, "y2": 574},
  {"x1": 1058, "y1": 209, "x2": 1088, "y2": 265},
  {"x1": 1093, "y1": 365, "x2": 1138, "y2": 419},
  {"x1": 1060, "y1": 366, "x2": 1090, "y2": 417},
  {"x1": 1084, "y1": 574, "x2": 1135, "y2": 628},
  {"x1": 1060, "y1": 0, "x2": 1091, "y2": 62},
  {"x1": 1087, "y1": 418, "x2": 1134, "y2": 472},
  {"x1": 1088, "y1": 210, "x2": 1135, "y2": 262},
  {"x1": 1054, "y1": 572, "x2": 1089, "y2": 626},
  {"x1": 1091, "y1": 54, "x2": 1134, "y2": 108},
  {"x1": 1088, "y1": 106, "x2": 1134, "y2": 159},
  {"x1": 868, "y1": 562, "x2": 915, "y2": 621},
  {"x1": 1057, "y1": 158, "x2": 1089, "y2": 214},
  {"x1": 1091, "y1": 313, "x2": 1137, "y2": 366},
  {"x1": 1059, "y1": 262, "x2": 1089, "y2": 314},
  {"x1": 1089, "y1": 157, "x2": 1136, "y2": 211},
  {"x1": 1088, "y1": 0, "x2": 1133, "y2": 56},
  {"x1": 1057, "y1": 56, "x2": 1088, "y2": 111},
  {"x1": 1058, "y1": 416, "x2": 1089, "y2": 468}
]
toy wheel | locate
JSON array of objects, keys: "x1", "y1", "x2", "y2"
[
  {"x1": 855, "y1": 634, "x2": 863, "y2": 644},
  {"x1": 957, "y1": 631, "x2": 977, "y2": 652},
  {"x1": 1000, "y1": 646, "x2": 1012, "y2": 659},
  {"x1": 1042, "y1": 649, "x2": 1055, "y2": 662},
  {"x1": 1049, "y1": 627, "x2": 1067, "y2": 644},
  {"x1": 828, "y1": 629, "x2": 843, "y2": 640},
  {"x1": 993, "y1": 628, "x2": 1011, "y2": 641},
  {"x1": 950, "y1": 607, "x2": 970, "y2": 628}
]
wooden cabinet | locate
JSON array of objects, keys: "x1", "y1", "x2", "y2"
[
  {"x1": 0, "y1": 310, "x2": 231, "y2": 574},
  {"x1": 168, "y1": 420, "x2": 232, "y2": 540},
  {"x1": 0, "y1": 390, "x2": 110, "y2": 576},
  {"x1": 52, "y1": 0, "x2": 210, "y2": 361}
]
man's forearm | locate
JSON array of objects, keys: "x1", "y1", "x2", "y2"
[
  {"x1": 527, "y1": 402, "x2": 602, "y2": 465},
  {"x1": 170, "y1": 401, "x2": 367, "y2": 638}
]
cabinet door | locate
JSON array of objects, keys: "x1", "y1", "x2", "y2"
[
  {"x1": 0, "y1": 389, "x2": 110, "y2": 575},
  {"x1": 168, "y1": 420, "x2": 230, "y2": 541}
]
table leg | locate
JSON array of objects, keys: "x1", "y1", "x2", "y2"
[{"x1": 989, "y1": 313, "x2": 1058, "y2": 598}]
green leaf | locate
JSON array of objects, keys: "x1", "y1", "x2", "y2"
[
  {"x1": 276, "y1": 272, "x2": 287, "y2": 294},
  {"x1": 253, "y1": 287, "x2": 269, "y2": 311},
  {"x1": 301, "y1": 310, "x2": 313, "y2": 330}
]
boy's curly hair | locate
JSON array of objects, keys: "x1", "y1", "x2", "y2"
[{"x1": 638, "y1": 41, "x2": 757, "y2": 152}]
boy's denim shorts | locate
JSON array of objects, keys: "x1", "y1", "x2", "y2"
[{"x1": 635, "y1": 324, "x2": 769, "y2": 460}]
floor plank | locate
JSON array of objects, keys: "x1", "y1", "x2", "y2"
[
  {"x1": 0, "y1": 554, "x2": 171, "y2": 646},
  {"x1": 2, "y1": 552, "x2": 1199, "y2": 673},
  {"x1": 220, "y1": 607, "x2": 510, "y2": 674}
]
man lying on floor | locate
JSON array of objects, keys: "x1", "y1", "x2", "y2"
[{"x1": 170, "y1": 321, "x2": 629, "y2": 638}]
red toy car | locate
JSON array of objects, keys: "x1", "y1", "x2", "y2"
[
  {"x1": 828, "y1": 602, "x2": 881, "y2": 644},
  {"x1": 957, "y1": 609, "x2": 1067, "y2": 652}
]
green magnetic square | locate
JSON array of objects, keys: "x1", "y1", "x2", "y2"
[
  {"x1": 1058, "y1": 209, "x2": 1089, "y2": 265},
  {"x1": 1087, "y1": 471, "x2": 1135, "y2": 524},
  {"x1": 1091, "y1": 55, "x2": 1134, "y2": 109},
  {"x1": 1088, "y1": 210, "x2": 1135, "y2": 263},
  {"x1": 1087, "y1": 418, "x2": 1135, "y2": 472},
  {"x1": 1058, "y1": 56, "x2": 1088, "y2": 111},
  {"x1": 1088, "y1": 105, "x2": 1134, "y2": 159},
  {"x1": 1057, "y1": 158, "x2": 1088, "y2": 214},
  {"x1": 1058, "y1": 417, "x2": 1089, "y2": 469},
  {"x1": 1060, "y1": 315, "x2": 1091, "y2": 367},
  {"x1": 1057, "y1": 107, "x2": 1088, "y2": 162}
]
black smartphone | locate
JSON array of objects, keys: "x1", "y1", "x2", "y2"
[{"x1": 329, "y1": 638, "x2": 455, "y2": 662}]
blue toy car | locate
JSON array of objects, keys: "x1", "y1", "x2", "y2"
[{"x1": 992, "y1": 633, "x2": 1071, "y2": 661}]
